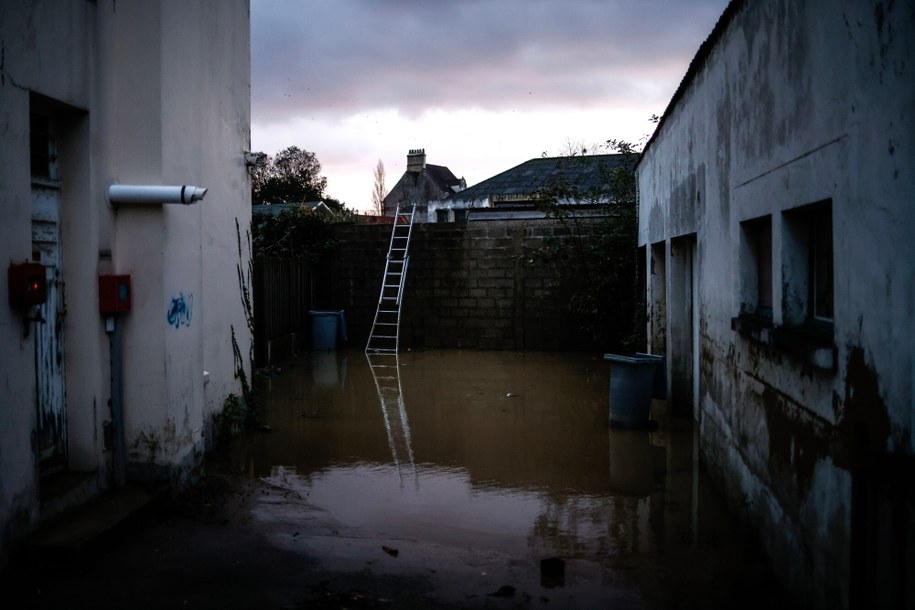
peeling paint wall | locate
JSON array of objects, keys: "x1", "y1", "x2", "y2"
[
  {"x1": 0, "y1": 0, "x2": 251, "y2": 564},
  {"x1": 637, "y1": 1, "x2": 914, "y2": 608}
]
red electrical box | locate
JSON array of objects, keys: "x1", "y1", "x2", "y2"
[
  {"x1": 99, "y1": 274, "x2": 131, "y2": 314},
  {"x1": 8, "y1": 261, "x2": 47, "y2": 309}
]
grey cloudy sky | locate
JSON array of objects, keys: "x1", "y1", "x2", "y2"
[{"x1": 251, "y1": 0, "x2": 731, "y2": 210}]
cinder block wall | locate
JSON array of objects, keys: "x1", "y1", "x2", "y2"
[{"x1": 329, "y1": 219, "x2": 602, "y2": 351}]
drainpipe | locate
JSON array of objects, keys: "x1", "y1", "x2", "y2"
[{"x1": 106, "y1": 316, "x2": 126, "y2": 487}]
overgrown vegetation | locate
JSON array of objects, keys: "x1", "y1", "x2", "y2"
[
  {"x1": 251, "y1": 205, "x2": 345, "y2": 262},
  {"x1": 214, "y1": 393, "x2": 247, "y2": 444},
  {"x1": 231, "y1": 218, "x2": 257, "y2": 429},
  {"x1": 533, "y1": 140, "x2": 645, "y2": 352}
]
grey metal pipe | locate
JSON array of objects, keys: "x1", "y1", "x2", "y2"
[{"x1": 107, "y1": 316, "x2": 126, "y2": 487}]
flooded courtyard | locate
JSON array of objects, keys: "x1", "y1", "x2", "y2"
[
  {"x1": 6, "y1": 348, "x2": 794, "y2": 608},
  {"x1": 205, "y1": 348, "x2": 790, "y2": 608}
]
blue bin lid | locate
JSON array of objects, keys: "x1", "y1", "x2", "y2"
[{"x1": 603, "y1": 353, "x2": 663, "y2": 365}]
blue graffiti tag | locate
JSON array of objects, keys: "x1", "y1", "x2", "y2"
[{"x1": 167, "y1": 292, "x2": 193, "y2": 328}]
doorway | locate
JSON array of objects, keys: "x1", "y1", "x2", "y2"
[
  {"x1": 669, "y1": 235, "x2": 699, "y2": 421},
  {"x1": 30, "y1": 111, "x2": 68, "y2": 473}
]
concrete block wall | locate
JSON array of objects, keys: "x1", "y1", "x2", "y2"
[{"x1": 329, "y1": 219, "x2": 607, "y2": 351}]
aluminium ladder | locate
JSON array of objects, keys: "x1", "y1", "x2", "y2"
[{"x1": 365, "y1": 204, "x2": 416, "y2": 354}]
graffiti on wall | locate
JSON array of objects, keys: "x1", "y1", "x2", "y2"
[{"x1": 167, "y1": 292, "x2": 193, "y2": 328}]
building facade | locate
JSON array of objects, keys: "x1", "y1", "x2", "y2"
[
  {"x1": 0, "y1": 0, "x2": 251, "y2": 563},
  {"x1": 637, "y1": 1, "x2": 914, "y2": 607}
]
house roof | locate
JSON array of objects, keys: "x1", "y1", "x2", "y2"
[
  {"x1": 450, "y1": 154, "x2": 631, "y2": 202},
  {"x1": 425, "y1": 163, "x2": 463, "y2": 192},
  {"x1": 383, "y1": 162, "x2": 464, "y2": 207}
]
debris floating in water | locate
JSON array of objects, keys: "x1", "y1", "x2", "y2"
[{"x1": 382, "y1": 545, "x2": 399, "y2": 558}]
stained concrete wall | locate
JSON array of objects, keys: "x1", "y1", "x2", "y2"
[
  {"x1": 637, "y1": 1, "x2": 914, "y2": 607},
  {"x1": 0, "y1": 0, "x2": 251, "y2": 563}
]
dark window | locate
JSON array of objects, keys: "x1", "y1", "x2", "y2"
[
  {"x1": 741, "y1": 216, "x2": 773, "y2": 317},
  {"x1": 30, "y1": 113, "x2": 53, "y2": 179},
  {"x1": 783, "y1": 200, "x2": 833, "y2": 328},
  {"x1": 758, "y1": 222, "x2": 773, "y2": 314},
  {"x1": 811, "y1": 207, "x2": 833, "y2": 320}
]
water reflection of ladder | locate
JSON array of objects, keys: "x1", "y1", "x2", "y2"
[
  {"x1": 366, "y1": 353, "x2": 416, "y2": 484},
  {"x1": 366, "y1": 204, "x2": 415, "y2": 354}
]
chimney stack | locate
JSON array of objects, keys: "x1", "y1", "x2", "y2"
[{"x1": 407, "y1": 148, "x2": 426, "y2": 173}]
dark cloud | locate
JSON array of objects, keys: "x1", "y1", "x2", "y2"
[{"x1": 252, "y1": 0, "x2": 730, "y2": 124}]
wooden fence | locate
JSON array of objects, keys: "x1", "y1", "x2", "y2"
[{"x1": 253, "y1": 258, "x2": 313, "y2": 365}]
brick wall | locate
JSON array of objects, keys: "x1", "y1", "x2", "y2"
[{"x1": 328, "y1": 219, "x2": 624, "y2": 351}]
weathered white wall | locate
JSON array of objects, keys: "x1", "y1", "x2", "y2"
[
  {"x1": 0, "y1": 0, "x2": 103, "y2": 564},
  {"x1": 638, "y1": 1, "x2": 914, "y2": 608},
  {"x1": 105, "y1": 0, "x2": 253, "y2": 481},
  {"x1": 0, "y1": 0, "x2": 251, "y2": 563}
]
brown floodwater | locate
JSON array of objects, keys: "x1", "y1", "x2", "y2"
[{"x1": 209, "y1": 348, "x2": 790, "y2": 608}]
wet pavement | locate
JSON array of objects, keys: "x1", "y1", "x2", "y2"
[{"x1": 6, "y1": 349, "x2": 795, "y2": 609}]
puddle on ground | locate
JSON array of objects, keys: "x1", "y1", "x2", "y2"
[{"x1": 209, "y1": 349, "x2": 787, "y2": 608}]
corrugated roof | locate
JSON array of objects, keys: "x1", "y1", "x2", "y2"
[{"x1": 451, "y1": 154, "x2": 631, "y2": 202}]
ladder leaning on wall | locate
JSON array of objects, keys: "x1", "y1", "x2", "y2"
[{"x1": 365, "y1": 204, "x2": 416, "y2": 354}]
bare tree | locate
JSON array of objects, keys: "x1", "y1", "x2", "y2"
[
  {"x1": 372, "y1": 159, "x2": 387, "y2": 215},
  {"x1": 549, "y1": 137, "x2": 608, "y2": 158}
]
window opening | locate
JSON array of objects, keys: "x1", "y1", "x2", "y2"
[
  {"x1": 811, "y1": 207, "x2": 833, "y2": 321},
  {"x1": 782, "y1": 199, "x2": 833, "y2": 330},
  {"x1": 30, "y1": 113, "x2": 56, "y2": 180},
  {"x1": 740, "y1": 215, "x2": 773, "y2": 318}
]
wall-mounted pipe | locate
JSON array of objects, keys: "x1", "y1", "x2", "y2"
[
  {"x1": 105, "y1": 315, "x2": 126, "y2": 487},
  {"x1": 108, "y1": 184, "x2": 208, "y2": 205}
]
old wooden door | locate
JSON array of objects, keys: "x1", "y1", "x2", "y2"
[{"x1": 31, "y1": 115, "x2": 68, "y2": 471}]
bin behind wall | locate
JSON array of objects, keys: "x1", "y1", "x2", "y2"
[
  {"x1": 310, "y1": 310, "x2": 347, "y2": 351},
  {"x1": 603, "y1": 353, "x2": 665, "y2": 429}
]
